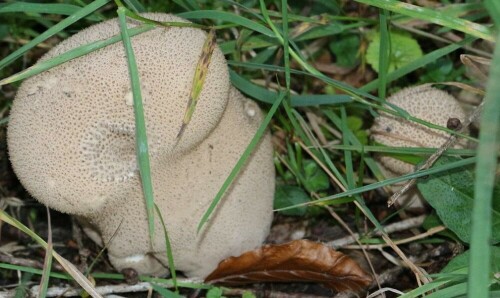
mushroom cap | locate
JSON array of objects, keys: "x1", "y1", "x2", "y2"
[
  {"x1": 87, "y1": 87, "x2": 275, "y2": 278},
  {"x1": 371, "y1": 85, "x2": 468, "y2": 175},
  {"x1": 8, "y1": 13, "x2": 230, "y2": 214}
]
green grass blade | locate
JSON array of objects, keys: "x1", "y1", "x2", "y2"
[
  {"x1": 117, "y1": 7, "x2": 156, "y2": 240},
  {"x1": 229, "y1": 69, "x2": 352, "y2": 106},
  {"x1": 154, "y1": 204, "x2": 178, "y2": 292},
  {"x1": 485, "y1": 1, "x2": 500, "y2": 27},
  {"x1": 0, "y1": 263, "x2": 69, "y2": 280},
  {"x1": 197, "y1": 91, "x2": 286, "y2": 232},
  {"x1": 38, "y1": 208, "x2": 53, "y2": 298},
  {"x1": 123, "y1": 0, "x2": 145, "y2": 13},
  {"x1": 281, "y1": 0, "x2": 290, "y2": 104},
  {"x1": 0, "y1": 263, "x2": 209, "y2": 289},
  {"x1": 0, "y1": 211, "x2": 102, "y2": 297},
  {"x1": 275, "y1": 156, "x2": 477, "y2": 211},
  {"x1": 0, "y1": 25, "x2": 154, "y2": 86},
  {"x1": 354, "y1": 0, "x2": 494, "y2": 41},
  {"x1": 0, "y1": 3, "x2": 83, "y2": 15},
  {"x1": 378, "y1": 9, "x2": 390, "y2": 99},
  {"x1": 0, "y1": 117, "x2": 9, "y2": 126},
  {"x1": 178, "y1": 10, "x2": 275, "y2": 37},
  {"x1": 467, "y1": 30, "x2": 500, "y2": 297},
  {"x1": 0, "y1": 0, "x2": 109, "y2": 71},
  {"x1": 327, "y1": 144, "x2": 476, "y2": 156}
]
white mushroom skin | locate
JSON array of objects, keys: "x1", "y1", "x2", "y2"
[
  {"x1": 371, "y1": 86, "x2": 468, "y2": 208},
  {"x1": 8, "y1": 14, "x2": 275, "y2": 278}
]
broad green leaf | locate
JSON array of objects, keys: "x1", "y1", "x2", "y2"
[
  {"x1": 329, "y1": 34, "x2": 360, "y2": 68},
  {"x1": 303, "y1": 160, "x2": 330, "y2": 192},
  {"x1": 274, "y1": 185, "x2": 309, "y2": 216},
  {"x1": 242, "y1": 292, "x2": 256, "y2": 298},
  {"x1": 366, "y1": 31, "x2": 423, "y2": 73},
  {"x1": 422, "y1": 212, "x2": 460, "y2": 241},
  {"x1": 417, "y1": 156, "x2": 500, "y2": 244},
  {"x1": 206, "y1": 287, "x2": 224, "y2": 298},
  {"x1": 441, "y1": 246, "x2": 500, "y2": 274}
]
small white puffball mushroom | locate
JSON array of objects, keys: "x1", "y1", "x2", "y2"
[
  {"x1": 371, "y1": 85, "x2": 468, "y2": 208},
  {"x1": 371, "y1": 85, "x2": 468, "y2": 175},
  {"x1": 8, "y1": 14, "x2": 275, "y2": 278}
]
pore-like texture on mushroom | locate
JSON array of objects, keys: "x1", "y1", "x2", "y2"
[
  {"x1": 86, "y1": 87, "x2": 275, "y2": 278},
  {"x1": 371, "y1": 85, "x2": 468, "y2": 175},
  {"x1": 8, "y1": 13, "x2": 230, "y2": 215}
]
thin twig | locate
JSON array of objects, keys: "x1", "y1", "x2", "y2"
[
  {"x1": 327, "y1": 215, "x2": 426, "y2": 248},
  {"x1": 343, "y1": 226, "x2": 446, "y2": 249},
  {"x1": 11, "y1": 279, "x2": 198, "y2": 297},
  {"x1": 322, "y1": 204, "x2": 383, "y2": 292},
  {"x1": 388, "y1": 99, "x2": 485, "y2": 207},
  {"x1": 381, "y1": 234, "x2": 430, "y2": 286}
]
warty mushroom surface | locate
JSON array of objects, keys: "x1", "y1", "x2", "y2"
[
  {"x1": 370, "y1": 85, "x2": 468, "y2": 208},
  {"x1": 8, "y1": 13, "x2": 275, "y2": 278}
]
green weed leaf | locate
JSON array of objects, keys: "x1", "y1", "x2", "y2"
[
  {"x1": 417, "y1": 156, "x2": 500, "y2": 244},
  {"x1": 303, "y1": 160, "x2": 330, "y2": 192},
  {"x1": 441, "y1": 246, "x2": 500, "y2": 274},
  {"x1": 206, "y1": 287, "x2": 225, "y2": 298},
  {"x1": 329, "y1": 34, "x2": 360, "y2": 68},
  {"x1": 366, "y1": 31, "x2": 423, "y2": 73},
  {"x1": 274, "y1": 185, "x2": 310, "y2": 216}
]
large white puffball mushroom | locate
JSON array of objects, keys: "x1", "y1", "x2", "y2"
[
  {"x1": 371, "y1": 85, "x2": 468, "y2": 208},
  {"x1": 8, "y1": 14, "x2": 275, "y2": 278}
]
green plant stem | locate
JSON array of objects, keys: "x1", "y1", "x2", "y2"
[
  {"x1": 467, "y1": 32, "x2": 500, "y2": 297},
  {"x1": 117, "y1": 7, "x2": 156, "y2": 240}
]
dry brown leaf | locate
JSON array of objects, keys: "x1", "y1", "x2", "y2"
[{"x1": 205, "y1": 240, "x2": 372, "y2": 293}]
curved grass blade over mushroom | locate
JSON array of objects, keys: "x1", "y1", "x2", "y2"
[
  {"x1": 178, "y1": 10, "x2": 274, "y2": 37},
  {"x1": 197, "y1": 91, "x2": 286, "y2": 232},
  {"x1": 115, "y1": 0, "x2": 206, "y2": 29},
  {"x1": 205, "y1": 240, "x2": 372, "y2": 292},
  {"x1": 154, "y1": 204, "x2": 178, "y2": 293},
  {"x1": 0, "y1": 210, "x2": 103, "y2": 298},
  {"x1": 177, "y1": 28, "x2": 217, "y2": 139},
  {"x1": 117, "y1": 7, "x2": 156, "y2": 240},
  {"x1": 0, "y1": 0, "x2": 109, "y2": 71},
  {"x1": 353, "y1": 0, "x2": 494, "y2": 41},
  {"x1": 0, "y1": 25, "x2": 154, "y2": 86}
]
